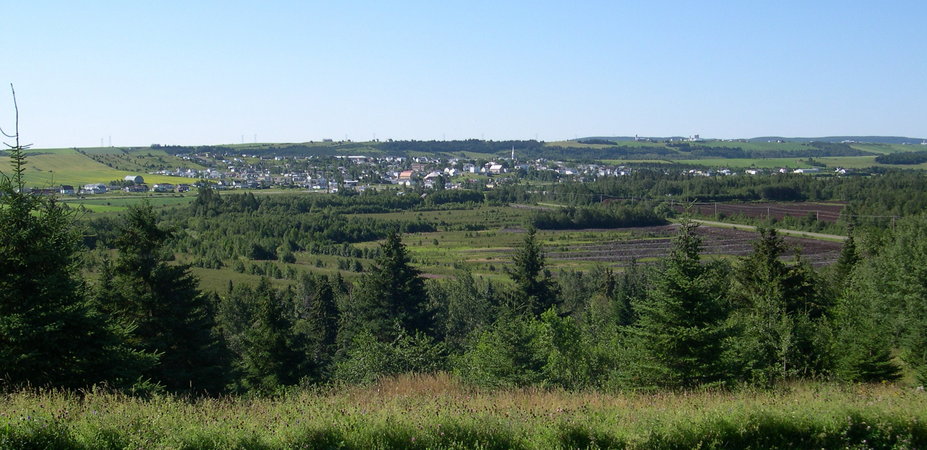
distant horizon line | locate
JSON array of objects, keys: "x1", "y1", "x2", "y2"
[{"x1": 18, "y1": 134, "x2": 927, "y2": 150}]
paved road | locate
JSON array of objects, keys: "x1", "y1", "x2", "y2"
[{"x1": 687, "y1": 219, "x2": 848, "y2": 241}]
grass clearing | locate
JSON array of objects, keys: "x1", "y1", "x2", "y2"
[
  {"x1": 189, "y1": 267, "x2": 297, "y2": 292},
  {"x1": 2, "y1": 375, "x2": 925, "y2": 448}
]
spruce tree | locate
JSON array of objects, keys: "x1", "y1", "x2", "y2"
[
  {"x1": 342, "y1": 231, "x2": 430, "y2": 343},
  {"x1": 851, "y1": 214, "x2": 927, "y2": 384},
  {"x1": 833, "y1": 283, "x2": 901, "y2": 382},
  {"x1": 294, "y1": 274, "x2": 339, "y2": 381},
  {"x1": 108, "y1": 204, "x2": 228, "y2": 393},
  {"x1": 628, "y1": 221, "x2": 731, "y2": 389},
  {"x1": 829, "y1": 233, "x2": 900, "y2": 382},
  {"x1": 833, "y1": 235, "x2": 860, "y2": 286},
  {"x1": 235, "y1": 279, "x2": 303, "y2": 391},
  {"x1": 0, "y1": 95, "x2": 152, "y2": 388},
  {"x1": 729, "y1": 228, "x2": 826, "y2": 383},
  {"x1": 506, "y1": 227, "x2": 560, "y2": 316}
]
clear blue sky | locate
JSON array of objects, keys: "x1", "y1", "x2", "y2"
[{"x1": 3, "y1": 1, "x2": 925, "y2": 148}]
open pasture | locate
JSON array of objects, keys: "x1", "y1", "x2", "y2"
[
  {"x1": 78, "y1": 147, "x2": 206, "y2": 173},
  {"x1": 61, "y1": 194, "x2": 195, "y2": 213},
  {"x1": 0, "y1": 148, "x2": 194, "y2": 186},
  {"x1": 678, "y1": 157, "x2": 817, "y2": 169}
]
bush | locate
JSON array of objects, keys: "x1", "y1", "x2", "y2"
[{"x1": 334, "y1": 330, "x2": 447, "y2": 384}]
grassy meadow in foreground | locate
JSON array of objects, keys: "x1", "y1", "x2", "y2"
[{"x1": 2, "y1": 375, "x2": 926, "y2": 449}]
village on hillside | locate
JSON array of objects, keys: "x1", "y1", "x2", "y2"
[{"x1": 24, "y1": 149, "x2": 850, "y2": 196}]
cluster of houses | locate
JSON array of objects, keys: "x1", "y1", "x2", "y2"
[
  {"x1": 30, "y1": 147, "x2": 856, "y2": 197},
  {"x1": 150, "y1": 154, "x2": 602, "y2": 192},
  {"x1": 687, "y1": 167, "x2": 848, "y2": 177},
  {"x1": 31, "y1": 175, "x2": 192, "y2": 196}
]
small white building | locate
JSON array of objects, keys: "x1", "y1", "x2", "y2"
[{"x1": 82, "y1": 183, "x2": 107, "y2": 194}]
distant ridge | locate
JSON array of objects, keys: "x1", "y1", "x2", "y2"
[
  {"x1": 580, "y1": 136, "x2": 926, "y2": 145},
  {"x1": 746, "y1": 136, "x2": 926, "y2": 145}
]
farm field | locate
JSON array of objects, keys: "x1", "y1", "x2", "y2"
[
  {"x1": 61, "y1": 196, "x2": 850, "y2": 292},
  {"x1": 60, "y1": 188, "x2": 304, "y2": 214},
  {"x1": 848, "y1": 143, "x2": 927, "y2": 154},
  {"x1": 677, "y1": 157, "x2": 819, "y2": 169},
  {"x1": 0, "y1": 148, "x2": 193, "y2": 186},
  {"x1": 77, "y1": 147, "x2": 207, "y2": 173},
  {"x1": 681, "y1": 155, "x2": 927, "y2": 170},
  {"x1": 542, "y1": 224, "x2": 842, "y2": 268},
  {"x1": 184, "y1": 222, "x2": 842, "y2": 292},
  {"x1": 347, "y1": 208, "x2": 843, "y2": 283},
  {"x1": 128, "y1": 201, "x2": 849, "y2": 293},
  {"x1": 61, "y1": 194, "x2": 195, "y2": 213},
  {"x1": 676, "y1": 201, "x2": 846, "y2": 224},
  {"x1": 2, "y1": 375, "x2": 925, "y2": 448},
  {"x1": 352, "y1": 205, "x2": 534, "y2": 232},
  {"x1": 822, "y1": 156, "x2": 927, "y2": 170}
]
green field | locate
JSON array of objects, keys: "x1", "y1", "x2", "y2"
[
  {"x1": 678, "y1": 155, "x2": 927, "y2": 170},
  {"x1": 2, "y1": 376, "x2": 925, "y2": 448},
  {"x1": 61, "y1": 195, "x2": 195, "y2": 213},
  {"x1": 676, "y1": 157, "x2": 817, "y2": 169},
  {"x1": 78, "y1": 147, "x2": 207, "y2": 173},
  {"x1": 848, "y1": 143, "x2": 926, "y2": 154},
  {"x1": 0, "y1": 148, "x2": 194, "y2": 186}
]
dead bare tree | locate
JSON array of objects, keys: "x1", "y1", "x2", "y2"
[{"x1": 1, "y1": 83, "x2": 33, "y2": 192}]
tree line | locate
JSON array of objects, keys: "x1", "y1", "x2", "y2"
[{"x1": 875, "y1": 150, "x2": 927, "y2": 165}]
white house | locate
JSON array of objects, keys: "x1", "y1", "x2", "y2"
[{"x1": 82, "y1": 183, "x2": 107, "y2": 194}]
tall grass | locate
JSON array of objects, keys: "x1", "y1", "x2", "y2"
[{"x1": 2, "y1": 374, "x2": 925, "y2": 448}]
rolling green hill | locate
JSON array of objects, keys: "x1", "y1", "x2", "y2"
[{"x1": 0, "y1": 148, "x2": 194, "y2": 186}]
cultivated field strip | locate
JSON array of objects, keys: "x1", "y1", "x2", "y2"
[
  {"x1": 542, "y1": 224, "x2": 842, "y2": 268},
  {"x1": 677, "y1": 201, "x2": 846, "y2": 223}
]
